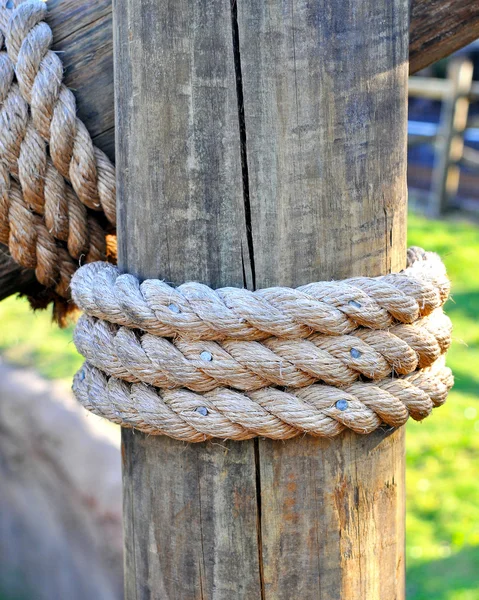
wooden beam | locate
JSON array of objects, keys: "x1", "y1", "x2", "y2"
[
  {"x1": 0, "y1": 243, "x2": 38, "y2": 302},
  {"x1": 44, "y1": 0, "x2": 479, "y2": 159},
  {"x1": 410, "y1": 0, "x2": 479, "y2": 74},
  {"x1": 116, "y1": 0, "x2": 408, "y2": 598}
]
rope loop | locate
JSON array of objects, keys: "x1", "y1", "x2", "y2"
[{"x1": 71, "y1": 248, "x2": 454, "y2": 442}]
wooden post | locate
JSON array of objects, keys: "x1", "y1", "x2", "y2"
[
  {"x1": 430, "y1": 57, "x2": 473, "y2": 216},
  {"x1": 114, "y1": 0, "x2": 408, "y2": 598}
]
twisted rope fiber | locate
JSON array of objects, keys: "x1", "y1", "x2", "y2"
[
  {"x1": 0, "y1": 43, "x2": 107, "y2": 264},
  {"x1": 0, "y1": 161, "x2": 73, "y2": 295},
  {"x1": 71, "y1": 248, "x2": 450, "y2": 341},
  {"x1": 74, "y1": 308, "x2": 452, "y2": 392},
  {"x1": 71, "y1": 249, "x2": 454, "y2": 441},
  {"x1": 73, "y1": 358, "x2": 453, "y2": 441},
  {"x1": 1, "y1": 0, "x2": 116, "y2": 224},
  {"x1": 0, "y1": 0, "x2": 116, "y2": 309}
]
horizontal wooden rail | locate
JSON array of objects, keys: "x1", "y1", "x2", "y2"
[
  {"x1": 410, "y1": 0, "x2": 479, "y2": 74},
  {"x1": 41, "y1": 0, "x2": 479, "y2": 162},
  {"x1": 409, "y1": 77, "x2": 479, "y2": 100}
]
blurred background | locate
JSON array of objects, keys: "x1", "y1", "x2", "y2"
[{"x1": 1, "y1": 48, "x2": 479, "y2": 600}]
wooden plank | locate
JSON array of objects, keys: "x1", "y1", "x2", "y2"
[
  {"x1": 115, "y1": 0, "x2": 259, "y2": 598},
  {"x1": 236, "y1": 0, "x2": 408, "y2": 597},
  {"x1": 410, "y1": 0, "x2": 479, "y2": 74}
]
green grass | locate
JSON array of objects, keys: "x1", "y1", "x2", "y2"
[
  {"x1": 405, "y1": 212, "x2": 479, "y2": 600},
  {"x1": 0, "y1": 297, "x2": 81, "y2": 380},
  {"x1": 0, "y1": 211, "x2": 478, "y2": 599}
]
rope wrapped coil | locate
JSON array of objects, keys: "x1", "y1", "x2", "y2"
[
  {"x1": 0, "y1": 0, "x2": 117, "y2": 319},
  {"x1": 71, "y1": 248, "x2": 454, "y2": 441}
]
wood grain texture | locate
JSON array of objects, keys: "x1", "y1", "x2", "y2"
[
  {"x1": 237, "y1": 0, "x2": 408, "y2": 597},
  {"x1": 257, "y1": 431, "x2": 405, "y2": 599},
  {"x1": 117, "y1": 0, "x2": 408, "y2": 598},
  {"x1": 237, "y1": 0, "x2": 408, "y2": 287},
  {"x1": 115, "y1": 0, "x2": 258, "y2": 598},
  {"x1": 410, "y1": 0, "x2": 479, "y2": 74}
]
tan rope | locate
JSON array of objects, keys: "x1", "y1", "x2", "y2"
[
  {"x1": 0, "y1": 161, "x2": 76, "y2": 295},
  {"x1": 0, "y1": 0, "x2": 116, "y2": 312},
  {"x1": 73, "y1": 308, "x2": 451, "y2": 392},
  {"x1": 2, "y1": 0, "x2": 116, "y2": 224},
  {"x1": 70, "y1": 249, "x2": 450, "y2": 341},
  {"x1": 0, "y1": 52, "x2": 106, "y2": 262},
  {"x1": 73, "y1": 357, "x2": 453, "y2": 441},
  {"x1": 71, "y1": 249, "x2": 454, "y2": 440}
]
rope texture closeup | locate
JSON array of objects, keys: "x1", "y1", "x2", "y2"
[
  {"x1": 0, "y1": 0, "x2": 116, "y2": 318},
  {"x1": 71, "y1": 249, "x2": 454, "y2": 441}
]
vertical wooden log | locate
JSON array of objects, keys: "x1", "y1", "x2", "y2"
[
  {"x1": 115, "y1": 0, "x2": 409, "y2": 598},
  {"x1": 115, "y1": 1, "x2": 260, "y2": 598}
]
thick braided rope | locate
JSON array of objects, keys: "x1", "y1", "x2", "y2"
[
  {"x1": 0, "y1": 1, "x2": 116, "y2": 307},
  {"x1": 1, "y1": 0, "x2": 116, "y2": 225},
  {"x1": 0, "y1": 160, "x2": 76, "y2": 294},
  {"x1": 71, "y1": 250, "x2": 450, "y2": 342},
  {"x1": 73, "y1": 308, "x2": 452, "y2": 392},
  {"x1": 0, "y1": 47, "x2": 106, "y2": 262},
  {"x1": 73, "y1": 357, "x2": 453, "y2": 441},
  {"x1": 71, "y1": 249, "x2": 453, "y2": 440},
  {"x1": 0, "y1": 157, "x2": 107, "y2": 296}
]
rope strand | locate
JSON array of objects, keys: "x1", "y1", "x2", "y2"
[{"x1": 73, "y1": 358, "x2": 453, "y2": 441}]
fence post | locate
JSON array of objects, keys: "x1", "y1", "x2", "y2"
[
  {"x1": 114, "y1": 0, "x2": 409, "y2": 598},
  {"x1": 430, "y1": 57, "x2": 473, "y2": 216}
]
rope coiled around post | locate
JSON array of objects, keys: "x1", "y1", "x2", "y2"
[{"x1": 71, "y1": 248, "x2": 454, "y2": 441}]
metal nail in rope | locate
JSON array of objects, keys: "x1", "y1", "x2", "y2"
[{"x1": 71, "y1": 247, "x2": 454, "y2": 441}]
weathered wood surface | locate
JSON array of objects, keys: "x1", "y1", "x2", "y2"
[
  {"x1": 117, "y1": 0, "x2": 408, "y2": 599},
  {"x1": 45, "y1": 0, "x2": 479, "y2": 162},
  {"x1": 116, "y1": 0, "x2": 259, "y2": 598},
  {"x1": 410, "y1": 0, "x2": 479, "y2": 74}
]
